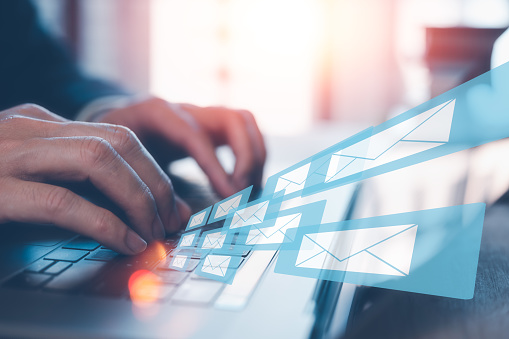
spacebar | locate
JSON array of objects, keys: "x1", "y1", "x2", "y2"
[{"x1": 214, "y1": 250, "x2": 276, "y2": 310}]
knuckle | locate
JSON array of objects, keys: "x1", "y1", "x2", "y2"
[
  {"x1": 79, "y1": 136, "x2": 115, "y2": 168},
  {"x1": 44, "y1": 187, "x2": 73, "y2": 220},
  {"x1": 108, "y1": 125, "x2": 138, "y2": 151},
  {"x1": 154, "y1": 178, "x2": 173, "y2": 201},
  {"x1": 92, "y1": 211, "x2": 115, "y2": 239},
  {"x1": 147, "y1": 96, "x2": 167, "y2": 108},
  {"x1": 15, "y1": 103, "x2": 46, "y2": 113},
  {"x1": 135, "y1": 184, "x2": 156, "y2": 209},
  {"x1": 238, "y1": 109, "x2": 255, "y2": 120}
]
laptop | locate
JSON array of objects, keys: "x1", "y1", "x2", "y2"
[{"x1": 0, "y1": 164, "x2": 359, "y2": 339}]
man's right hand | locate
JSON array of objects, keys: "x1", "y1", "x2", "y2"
[{"x1": 0, "y1": 104, "x2": 191, "y2": 255}]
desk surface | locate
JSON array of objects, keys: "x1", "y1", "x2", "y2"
[
  {"x1": 341, "y1": 140, "x2": 509, "y2": 339},
  {"x1": 343, "y1": 200, "x2": 509, "y2": 339}
]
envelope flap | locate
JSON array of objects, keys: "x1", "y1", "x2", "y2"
[
  {"x1": 280, "y1": 163, "x2": 311, "y2": 184},
  {"x1": 237, "y1": 201, "x2": 268, "y2": 220},
  {"x1": 181, "y1": 233, "x2": 195, "y2": 245},
  {"x1": 258, "y1": 213, "x2": 302, "y2": 238},
  {"x1": 339, "y1": 101, "x2": 447, "y2": 160},
  {"x1": 205, "y1": 232, "x2": 224, "y2": 245},
  {"x1": 368, "y1": 225, "x2": 418, "y2": 275},
  {"x1": 191, "y1": 211, "x2": 206, "y2": 224},
  {"x1": 207, "y1": 255, "x2": 231, "y2": 268},
  {"x1": 312, "y1": 224, "x2": 416, "y2": 261},
  {"x1": 402, "y1": 99, "x2": 455, "y2": 143},
  {"x1": 220, "y1": 195, "x2": 242, "y2": 211}
]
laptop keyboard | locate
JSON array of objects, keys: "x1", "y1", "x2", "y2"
[{"x1": 2, "y1": 233, "x2": 258, "y2": 307}]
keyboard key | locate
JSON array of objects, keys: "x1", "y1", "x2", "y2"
[
  {"x1": 44, "y1": 249, "x2": 89, "y2": 262},
  {"x1": 4, "y1": 273, "x2": 52, "y2": 289},
  {"x1": 44, "y1": 262, "x2": 72, "y2": 275},
  {"x1": 190, "y1": 273, "x2": 214, "y2": 281},
  {"x1": 169, "y1": 249, "x2": 201, "y2": 259},
  {"x1": 186, "y1": 259, "x2": 200, "y2": 271},
  {"x1": 157, "y1": 258, "x2": 199, "y2": 272},
  {"x1": 88, "y1": 266, "x2": 135, "y2": 297},
  {"x1": 131, "y1": 283, "x2": 176, "y2": 302},
  {"x1": 212, "y1": 248, "x2": 251, "y2": 257},
  {"x1": 45, "y1": 261, "x2": 105, "y2": 292},
  {"x1": 25, "y1": 260, "x2": 54, "y2": 273},
  {"x1": 172, "y1": 280, "x2": 224, "y2": 305},
  {"x1": 63, "y1": 237, "x2": 100, "y2": 251},
  {"x1": 154, "y1": 270, "x2": 188, "y2": 285},
  {"x1": 85, "y1": 249, "x2": 118, "y2": 261}
]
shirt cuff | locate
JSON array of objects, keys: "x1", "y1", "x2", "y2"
[{"x1": 75, "y1": 95, "x2": 134, "y2": 122}]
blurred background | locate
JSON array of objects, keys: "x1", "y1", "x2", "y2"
[
  {"x1": 31, "y1": 0, "x2": 509, "y2": 212},
  {"x1": 32, "y1": 0, "x2": 509, "y2": 136}
]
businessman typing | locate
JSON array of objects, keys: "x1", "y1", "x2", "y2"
[{"x1": 0, "y1": 0, "x2": 266, "y2": 254}]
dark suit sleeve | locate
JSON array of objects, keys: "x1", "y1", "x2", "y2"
[{"x1": 0, "y1": 0, "x2": 129, "y2": 119}]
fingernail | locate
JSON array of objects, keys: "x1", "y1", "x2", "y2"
[
  {"x1": 152, "y1": 216, "x2": 166, "y2": 239},
  {"x1": 126, "y1": 230, "x2": 147, "y2": 254}
]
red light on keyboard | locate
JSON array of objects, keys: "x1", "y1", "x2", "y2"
[{"x1": 128, "y1": 270, "x2": 162, "y2": 306}]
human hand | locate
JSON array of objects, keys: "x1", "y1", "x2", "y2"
[
  {"x1": 0, "y1": 104, "x2": 191, "y2": 255},
  {"x1": 96, "y1": 97, "x2": 266, "y2": 198}
]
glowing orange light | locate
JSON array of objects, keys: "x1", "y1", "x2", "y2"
[
  {"x1": 152, "y1": 241, "x2": 167, "y2": 263},
  {"x1": 128, "y1": 270, "x2": 162, "y2": 306}
]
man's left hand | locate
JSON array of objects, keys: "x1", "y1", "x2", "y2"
[{"x1": 95, "y1": 97, "x2": 266, "y2": 198}]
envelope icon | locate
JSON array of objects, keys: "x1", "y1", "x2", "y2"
[
  {"x1": 202, "y1": 232, "x2": 227, "y2": 249},
  {"x1": 275, "y1": 163, "x2": 311, "y2": 195},
  {"x1": 229, "y1": 201, "x2": 269, "y2": 229},
  {"x1": 172, "y1": 255, "x2": 188, "y2": 269},
  {"x1": 180, "y1": 233, "x2": 196, "y2": 247},
  {"x1": 215, "y1": 195, "x2": 242, "y2": 219},
  {"x1": 296, "y1": 224, "x2": 418, "y2": 276},
  {"x1": 323, "y1": 99, "x2": 455, "y2": 183},
  {"x1": 246, "y1": 213, "x2": 302, "y2": 245},
  {"x1": 189, "y1": 210, "x2": 207, "y2": 228},
  {"x1": 201, "y1": 255, "x2": 231, "y2": 277}
]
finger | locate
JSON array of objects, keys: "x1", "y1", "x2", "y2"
[
  {"x1": 224, "y1": 110, "x2": 266, "y2": 190},
  {"x1": 10, "y1": 136, "x2": 165, "y2": 241},
  {"x1": 0, "y1": 179, "x2": 147, "y2": 255},
  {"x1": 53, "y1": 122, "x2": 183, "y2": 233},
  {"x1": 175, "y1": 195, "x2": 192, "y2": 229},
  {"x1": 161, "y1": 104, "x2": 237, "y2": 197},
  {"x1": 237, "y1": 110, "x2": 267, "y2": 187},
  {"x1": 183, "y1": 131, "x2": 237, "y2": 198}
]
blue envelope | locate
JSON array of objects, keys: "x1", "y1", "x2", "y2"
[
  {"x1": 237, "y1": 200, "x2": 326, "y2": 250},
  {"x1": 194, "y1": 253, "x2": 243, "y2": 284},
  {"x1": 209, "y1": 186, "x2": 253, "y2": 223},
  {"x1": 185, "y1": 206, "x2": 212, "y2": 231},
  {"x1": 275, "y1": 203, "x2": 486, "y2": 299}
]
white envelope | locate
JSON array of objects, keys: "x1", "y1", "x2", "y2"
[
  {"x1": 215, "y1": 195, "x2": 243, "y2": 219},
  {"x1": 296, "y1": 224, "x2": 418, "y2": 276},
  {"x1": 202, "y1": 231, "x2": 227, "y2": 249},
  {"x1": 246, "y1": 213, "x2": 302, "y2": 245},
  {"x1": 172, "y1": 255, "x2": 188, "y2": 269},
  {"x1": 324, "y1": 99, "x2": 456, "y2": 183},
  {"x1": 229, "y1": 201, "x2": 269, "y2": 229},
  {"x1": 201, "y1": 255, "x2": 232, "y2": 277},
  {"x1": 180, "y1": 233, "x2": 196, "y2": 247},
  {"x1": 275, "y1": 163, "x2": 311, "y2": 195},
  {"x1": 189, "y1": 210, "x2": 207, "y2": 228}
]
